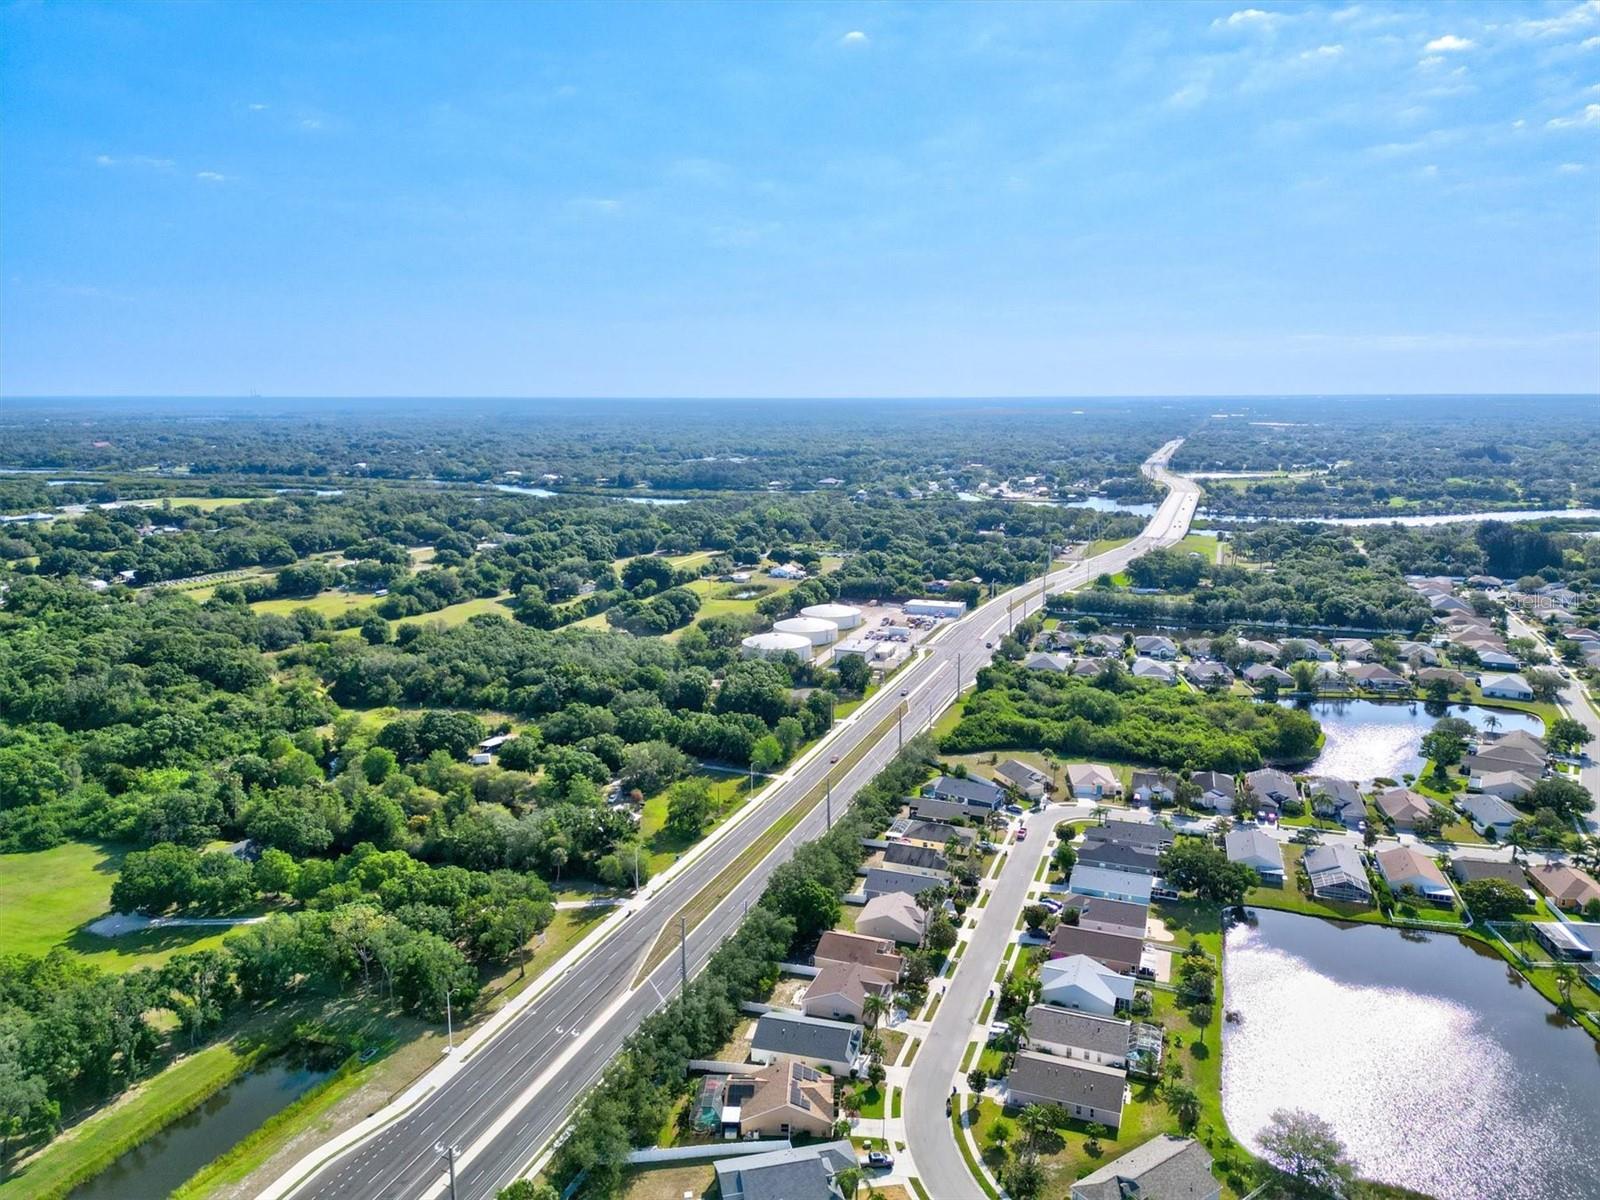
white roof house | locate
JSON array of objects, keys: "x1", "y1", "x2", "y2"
[
  {"x1": 855, "y1": 891, "x2": 927, "y2": 945},
  {"x1": 1455, "y1": 791, "x2": 1522, "y2": 835},
  {"x1": 1067, "y1": 763, "x2": 1122, "y2": 800},
  {"x1": 1131, "y1": 658, "x2": 1176, "y2": 684},
  {"x1": 1481, "y1": 673, "x2": 1534, "y2": 701},
  {"x1": 1039, "y1": 955, "x2": 1136, "y2": 1016},
  {"x1": 1470, "y1": 769, "x2": 1537, "y2": 803},
  {"x1": 1224, "y1": 828, "x2": 1284, "y2": 881},
  {"x1": 1067, "y1": 865, "x2": 1155, "y2": 905}
]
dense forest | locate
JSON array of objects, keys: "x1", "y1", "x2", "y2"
[
  {"x1": 1173, "y1": 396, "x2": 1600, "y2": 518},
  {"x1": 941, "y1": 658, "x2": 1322, "y2": 771}
]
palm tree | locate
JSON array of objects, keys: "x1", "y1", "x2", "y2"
[
  {"x1": 1554, "y1": 961, "x2": 1579, "y2": 1008},
  {"x1": 1018, "y1": 1103, "x2": 1054, "y2": 1150},
  {"x1": 1484, "y1": 713, "x2": 1500, "y2": 735},
  {"x1": 1164, "y1": 1082, "x2": 1202, "y2": 1131},
  {"x1": 862, "y1": 992, "x2": 889, "y2": 1030},
  {"x1": 835, "y1": 1167, "x2": 864, "y2": 1198},
  {"x1": 1091, "y1": 804, "x2": 1109, "y2": 825}
]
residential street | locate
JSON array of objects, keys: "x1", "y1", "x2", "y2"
[
  {"x1": 1506, "y1": 609, "x2": 1600, "y2": 835},
  {"x1": 903, "y1": 805, "x2": 1060, "y2": 1197}
]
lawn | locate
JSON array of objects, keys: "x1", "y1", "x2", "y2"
[
  {"x1": 164, "y1": 496, "x2": 263, "y2": 512},
  {"x1": 1167, "y1": 533, "x2": 1220, "y2": 564},
  {"x1": 616, "y1": 1162, "x2": 716, "y2": 1200},
  {"x1": 251, "y1": 590, "x2": 378, "y2": 620},
  {"x1": 636, "y1": 771, "x2": 757, "y2": 873},
  {"x1": 396, "y1": 593, "x2": 516, "y2": 628},
  {"x1": 0, "y1": 841, "x2": 238, "y2": 973},
  {"x1": 1240, "y1": 844, "x2": 1387, "y2": 925}
]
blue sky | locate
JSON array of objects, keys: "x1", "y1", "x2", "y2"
[{"x1": 2, "y1": 0, "x2": 1597, "y2": 397}]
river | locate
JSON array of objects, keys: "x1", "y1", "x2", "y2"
[
  {"x1": 1284, "y1": 698, "x2": 1543, "y2": 783},
  {"x1": 1222, "y1": 909, "x2": 1600, "y2": 1200},
  {"x1": 1202, "y1": 507, "x2": 1600, "y2": 527}
]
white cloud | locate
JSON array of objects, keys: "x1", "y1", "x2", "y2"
[
  {"x1": 299, "y1": 117, "x2": 324, "y2": 131},
  {"x1": 1297, "y1": 44, "x2": 1344, "y2": 62},
  {"x1": 93, "y1": 154, "x2": 175, "y2": 170},
  {"x1": 196, "y1": 171, "x2": 227, "y2": 183},
  {"x1": 1167, "y1": 81, "x2": 1209, "y2": 109},
  {"x1": 1514, "y1": 0, "x2": 1600, "y2": 37},
  {"x1": 1557, "y1": 161, "x2": 1586, "y2": 172},
  {"x1": 839, "y1": 30, "x2": 868, "y2": 46},
  {"x1": 1419, "y1": 163, "x2": 1439, "y2": 177},
  {"x1": 248, "y1": 103, "x2": 269, "y2": 112},
  {"x1": 570, "y1": 197, "x2": 622, "y2": 214},
  {"x1": 1583, "y1": 35, "x2": 1600, "y2": 48},
  {"x1": 1424, "y1": 34, "x2": 1474, "y2": 52},
  {"x1": 1213, "y1": 8, "x2": 1280, "y2": 31},
  {"x1": 1547, "y1": 103, "x2": 1600, "y2": 127}
]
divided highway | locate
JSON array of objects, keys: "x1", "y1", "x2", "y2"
[{"x1": 263, "y1": 442, "x2": 1201, "y2": 1200}]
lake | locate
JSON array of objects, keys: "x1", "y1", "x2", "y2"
[
  {"x1": 1223, "y1": 909, "x2": 1600, "y2": 1200},
  {"x1": 1285, "y1": 698, "x2": 1544, "y2": 782},
  {"x1": 69, "y1": 1054, "x2": 334, "y2": 1200},
  {"x1": 955, "y1": 492, "x2": 1158, "y2": 516},
  {"x1": 493, "y1": 484, "x2": 688, "y2": 505}
]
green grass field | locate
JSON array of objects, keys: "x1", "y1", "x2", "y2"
[
  {"x1": 164, "y1": 496, "x2": 263, "y2": 512},
  {"x1": 0, "y1": 841, "x2": 236, "y2": 973},
  {"x1": 637, "y1": 771, "x2": 756, "y2": 873},
  {"x1": 394, "y1": 593, "x2": 516, "y2": 629},
  {"x1": 1168, "y1": 532, "x2": 1221, "y2": 564},
  {"x1": 250, "y1": 590, "x2": 377, "y2": 619}
]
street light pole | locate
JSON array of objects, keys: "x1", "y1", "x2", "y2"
[
  {"x1": 826, "y1": 755, "x2": 839, "y2": 828},
  {"x1": 434, "y1": 1143, "x2": 459, "y2": 1200},
  {"x1": 442, "y1": 988, "x2": 454, "y2": 1054}
]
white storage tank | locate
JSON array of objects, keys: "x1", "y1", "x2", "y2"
[
  {"x1": 800, "y1": 602, "x2": 864, "y2": 631},
  {"x1": 772, "y1": 616, "x2": 840, "y2": 647},
  {"x1": 741, "y1": 631, "x2": 814, "y2": 661}
]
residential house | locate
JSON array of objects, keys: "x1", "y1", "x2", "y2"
[
  {"x1": 855, "y1": 891, "x2": 926, "y2": 945},
  {"x1": 1465, "y1": 741, "x2": 1546, "y2": 778},
  {"x1": 1130, "y1": 770, "x2": 1178, "y2": 806},
  {"x1": 1067, "y1": 865, "x2": 1155, "y2": 905},
  {"x1": 1242, "y1": 663, "x2": 1294, "y2": 689},
  {"x1": 1067, "y1": 763, "x2": 1123, "y2": 800},
  {"x1": 1481, "y1": 673, "x2": 1534, "y2": 701},
  {"x1": 863, "y1": 862, "x2": 946, "y2": 900},
  {"x1": 1282, "y1": 639, "x2": 1333, "y2": 662},
  {"x1": 802, "y1": 960, "x2": 896, "y2": 1024},
  {"x1": 1047, "y1": 925, "x2": 1145, "y2": 975},
  {"x1": 1182, "y1": 660, "x2": 1233, "y2": 688},
  {"x1": 1313, "y1": 661, "x2": 1346, "y2": 688},
  {"x1": 1376, "y1": 846, "x2": 1454, "y2": 903},
  {"x1": 921, "y1": 774, "x2": 1005, "y2": 812},
  {"x1": 1304, "y1": 843, "x2": 1373, "y2": 903},
  {"x1": 728, "y1": 1058, "x2": 837, "y2": 1138},
  {"x1": 1071, "y1": 1136, "x2": 1220, "y2": 1200},
  {"x1": 1072, "y1": 656, "x2": 1113, "y2": 678},
  {"x1": 1397, "y1": 641, "x2": 1439, "y2": 667},
  {"x1": 995, "y1": 758, "x2": 1050, "y2": 800},
  {"x1": 1416, "y1": 667, "x2": 1471, "y2": 693},
  {"x1": 1190, "y1": 770, "x2": 1236, "y2": 812},
  {"x1": 1531, "y1": 922, "x2": 1598, "y2": 962},
  {"x1": 1376, "y1": 787, "x2": 1439, "y2": 831},
  {"x1": 1133, "y1": 635, "x2": 1179, "y2": 660},
  {"x1": 1466, "y1": 575, "x2": 1504, "y2": 589},
  {"x1": 1242, "y1": 768, "x2": 1299, "y2": 815},
  {"x1": 1077, "y1": 840, "x2": 1163, "y2": 876},
  {"x1": 714, "y1": 1141, "x2": 858, "y2": 1200},
  {"x1": 768, "y1": 562, "x2": 808, "y2": 580},
  {"x1": 1064, "y1": 896, "x2": 1149, "y2": 939},
  {"x1": 1025, "y1": 1005, "x2": 1134, "y2": 1069},
  {"x1": 1183, "y1": 637, "x2": 1215, "y2": 659},
  {"x1": 1132, "y1": 657, "x2": 1177, "y2": 684},
  {"x1": 1430, "y1": 594, "x2": 1473, "y2": 615},
  {"x1": 1038, "y1": 955, "x2": 1136, "y2": 1015},
  {"x1": 1005, "y1": 1051, "x2": 1126, "y2": 1129},
  {"x1": 813, "y1": 931, "x2": 903, "y2": 981},
  {"x1": 1225, "y1": 828, "x2": 1284, "y2": 883},
  {"x1": 891, "y1": 819, "x2": 977, "y2": 850},
  {"x1": 1023, "y1": 651, "x2": 1074, "y2": 674},
  {"x1": 1528, "y1": 863, "x2": 1600, "y2": 912},
  {"x1": 1333, "y1": 638, "x2": 1377, "y2": 661},
  {"x1": 1469, "y1": 771, "x2": 1537, "y2": 805},
  {"x1": 1305, "y1": 776, "x2": 1362, "y2": 825},
  {"x1": 882, "y1": 841, "x2": 946, "y2": 872},
  {"x1": 1449, "y1": 857, "x2": 1529, "y2": 896},
  {"x1": 1240, "y1": 638, "x2": 1281, "y2": 662},
  {"x1": 1459, "y1": 800, "x2": 1516, "y2": 838},
  {"x1": 749, "y1": 1013, "x2": 863, "y2": 1075},
  {"x1": 1085, "y1": 820, "x2": 1175, "y2": 851},
  {"x1": 1476, "y1": 649, "x2": 1520, "y2": 671},
  {"x1": 1347, "y1": 663, "x2": 1411, "y2": 693},
  {"x1": 1085, "y1": 634, "x2": 1126, "y2": 656}
]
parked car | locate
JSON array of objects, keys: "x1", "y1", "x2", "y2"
[
  {"x1": 867, "y1": 1151, "x2": 895, "y2": 1169},
  {"x1": 1004, "y1": 803, "x2": 1025, "y2": 815}
]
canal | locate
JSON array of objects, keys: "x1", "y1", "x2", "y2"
[{"x1": 1222, "y1": 909, "x2": 1600, "y2": 1200}]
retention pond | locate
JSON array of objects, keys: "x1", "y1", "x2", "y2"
[{"x1": 1222, "y1": 909, "x2": 1600, "y2": 1200}]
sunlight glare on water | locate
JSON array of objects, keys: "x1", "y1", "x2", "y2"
[{"x1": 1222, "y1": 915, "x2": 1600, "y2": 1200}]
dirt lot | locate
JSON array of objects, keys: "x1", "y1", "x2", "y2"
[{"x1": 619, "y1": 1161, "x2": 717, "y2": 1200}]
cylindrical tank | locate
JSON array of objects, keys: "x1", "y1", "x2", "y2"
[
  {"x1": 800, "y1": 602, "x2": 864, "y2": 631},
  {"x1": 741, "y1": 632, "x2": 814, "y2": 660},
  {"x1": 772, "y1": 616, "x2": 840, "y2": 647}
]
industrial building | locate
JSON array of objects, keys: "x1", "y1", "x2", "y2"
[
  {"x1": 771, "y1": 616, "x2": 840, "y2": 647},
  {"x1": 905, "y1": 598, "x2": 966, "y2": 619},
  {"x1": 740, "y1": 631, "x2": 814, "y2": 661},
  {"x1": 799, "y1": 602, "x2": 864, "y2": 631}
]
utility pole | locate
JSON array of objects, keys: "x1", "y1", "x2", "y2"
[
  {"x1": 434, "y1": 1143, "x2": 459, "y2": 1200},
  {"x1": 826, "y1": 755, "x2": 839, "y2": 828},
  {"x1": 442, "y1": 988, "x2": 454, "y2": 1054},
  {"x1": 956, "y1": 652, "x2": 963, "y2": 701},
  {"x1": 679, "y1": 916, "x2": 688, "y2": 993},
  {"x1": 897, "y1": 692, "x2": 908, "y2": 749}
]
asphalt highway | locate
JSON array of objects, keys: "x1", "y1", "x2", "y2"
[{"x1": 265, "y1": 441, "x2": 1201, "y2": 1200}]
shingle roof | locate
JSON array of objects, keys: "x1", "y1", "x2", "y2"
[
  {"x1": 882, "y1": 841, "x2": 946, "y2": 871},
  {"x1": 751, "y1": 1013, "x2": 861, "y2": 1063},
  {"x1": 1048, "y1": 925, "x2": 1145, "y2": 974},
  {"x1": 714, "y1": 1140, "x2": 857, "y2": 1200},
  {"x1": 925, "y1": 774, "x2": 1004, "y2": 807},
  {"x1": 1071, "y1": 1135, "x2": 1218, "y2": 1200},
  {"x1": 1007, "y1": 1050, "x2": 1126, "y2": 1112},
  {"x1": 1085, "y1": 819, "x2": 1173, "y2": 848},
  {"x1": 1026, "y1": 1004, "x2": 1131, "y2": 1056}
]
